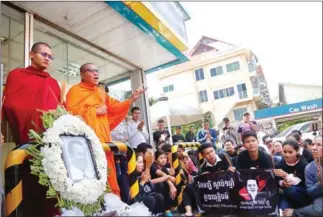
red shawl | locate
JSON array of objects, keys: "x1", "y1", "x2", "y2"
[{"x1": 2, "y1": 66, "x2": 61, "y2": 145}]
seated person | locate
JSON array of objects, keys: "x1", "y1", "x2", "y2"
[
  {"x1": 273, "y1": 140, "x2": 283, "y2": 157},
  {"x1": 198, "y1": 143, "x2": 235, "y2": 174},
  {"x1": 236, "y1": 131, "x2": 274, "y2": 170},
  {"x1": 136, "y1": 155, "x2": 167, "y2": 215},
  {"x1": 287, "y1": 133, "x2": 314, "y2": 163},
  {"x1": 223, "y1": 139, "x2": 238, "y2": 158},
  {"x1": 232, "y1": 145, "x2": 245, "y2": 167},
  {"x1": 178, "y1": 143, "x2": 235, "y2": 216},
  {"x1": 150, "y1": 150, "x2": 177, "y2": 216},
  {"x1": 136, "y1": 142, "x2": 153, "y2": 159},
  {"x1": 187, "y1": 149, "x2": 199, "y2": 167},
  {"x1": 274, "y1": 140, "x2": 311, "y2": 210},
  {"x1": 283, "y1": 136, "x2": 323, "y2": 217},
  {"x1": 180, "y1": 151, "x2": 198, "y2": 178},
  {"x1": 161, "y1": 144, "x2": 173, "y2": 171}
]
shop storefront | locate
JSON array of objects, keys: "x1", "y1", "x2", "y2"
[{"x1": 1, "y1": 1, "x2": 190, "y2": 174}]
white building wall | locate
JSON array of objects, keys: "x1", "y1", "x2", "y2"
[
  {"x1": 158, "y1": 51, "x2": 261, "y2": 127},
  {"x1": 283, "y1": 84, "x2": 322, "y2": 104}
]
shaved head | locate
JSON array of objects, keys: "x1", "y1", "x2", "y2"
[
  {"x1": 80, "y1": 63, "x2": 94, "y2": 73},
  {"x1": 31, "y1": 42, "x2": 51, "y2": 52},
  {"x1": 80, "y1": 63, "x2": 99, "y2": 85}
]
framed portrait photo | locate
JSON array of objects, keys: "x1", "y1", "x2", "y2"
[{"x1": 60, "y1": 135, "x2": 99, "y2": 182}]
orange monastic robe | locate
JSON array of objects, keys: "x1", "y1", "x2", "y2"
[{"x1": 66, "y1": 82, "x2": 131, "y2": 197}]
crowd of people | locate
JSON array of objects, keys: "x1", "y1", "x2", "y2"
[
  {"x1": 128, "y1": 125, "x2": 322, "y2": 216},
  {"x1": 0, "y1": 42, "x2": 322, "y2": 217},
  {"x1": 112, "y1": 103, "x2": 322, "y2": 216}
]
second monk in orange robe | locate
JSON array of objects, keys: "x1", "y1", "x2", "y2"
[{"x1": 66, "y1": 63, "x2": 145, "y2": 197}]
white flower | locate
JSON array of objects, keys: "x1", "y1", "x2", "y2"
[{"x1": 41, "y1": 114, "x2": 107, "y2": 205}]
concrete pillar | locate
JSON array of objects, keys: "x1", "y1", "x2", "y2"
[{"x1": 130, "y1": 70, "x2": 153, "y2": 145}]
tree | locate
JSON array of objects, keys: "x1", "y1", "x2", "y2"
[{"x1": 149, "y1": 97, "x2": 158, "y2": 106}]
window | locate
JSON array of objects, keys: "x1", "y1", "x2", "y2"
[
  {"x1": 1, "y1": 5, "x2": 25, "y2": 144},
  {"x1": 1, "y1": 8, "x2": 25, "y2": 84},
  {"x1": 299, "y1": 123, "x2": 311, "y2": 133},
  {"x1": 210, "y1": 66, "x2": 223, "y2": 77},
  {"x1": 237, "y1": 83, "x2": 248, "y2": 99},
  {"x1": 233, "y1": 108, "x2": 247, "y2": 121},
  {"x1": 195, "y1": 68, "x2": 205, "y2": 81},
  {"x1": 248, "y1": 62, "x2": 257, "y2": 72},
  {"x1": 108, "y1": 78, "x2": 132, "y2": 101},
  {"x1": 163, "y1": 84, "x2": 174, "y2": 93},
  {"x1": 213, "y1": 87, "x2": 235, "y2": 100},
  {"x1": 199, "y1": 90, "x2": 208, "y2": 103},
  {"x1": 226, "y1": 61, "x2": 240, "y2": 72}
]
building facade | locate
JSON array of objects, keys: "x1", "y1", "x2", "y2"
[
  {"x1": 1, "y1": 1, "x2": 190, "y2": 176},
  {"x1": 156, "y1": 36, "x2": 271, "y2": 128}
]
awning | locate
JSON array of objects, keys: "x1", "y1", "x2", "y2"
[{"x1": 12, "y1": 1, "x2": 190, "y2": 78}]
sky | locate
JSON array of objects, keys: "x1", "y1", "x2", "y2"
[{"x1": 147, "y1": 2, "x2": 322, "y2": 99}]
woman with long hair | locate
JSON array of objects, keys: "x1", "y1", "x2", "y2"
[{"x1": 274, "y1": 140, "x2": 311, "y2": 210}]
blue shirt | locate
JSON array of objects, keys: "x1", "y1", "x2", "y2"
[
  {"x1": 305, "y1": 161, "x2": 323, "y2": 199},
  {"x1": 196, "y1": 128, "x2": 217, "y2": 146}
]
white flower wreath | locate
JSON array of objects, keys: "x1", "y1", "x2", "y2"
[{"x1": 41, "y1": 114, "x2": 107, "y2": 205}]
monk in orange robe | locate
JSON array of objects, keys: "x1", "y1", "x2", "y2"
[
  {"x1": 2, "y1": 42, "x2": 62, "y2": 217},
  {"x1": 66, "y1": 63, "x2": 146, "y2": 197}
]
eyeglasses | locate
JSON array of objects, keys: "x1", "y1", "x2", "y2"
[
  {"x1": 82, "y1": 69, "x2": 99, "y2": 74},
  {"x1": 34, "y1": 52, "x2": 54, "y2": 60}
]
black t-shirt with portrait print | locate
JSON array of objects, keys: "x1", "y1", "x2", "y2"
[
  {"x1": 236, "y1": 150, "x2": 274, "y2": 170},
  {"x1": 150, "y1": 162, "x2": 169, "y2": 179},
  {"x1": 153, "y1": 130, "x2": 170, "y2": 147}
]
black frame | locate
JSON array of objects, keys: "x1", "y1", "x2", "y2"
[{"x1": 60, "y1": 134, "x2": 101, "y2": 180}]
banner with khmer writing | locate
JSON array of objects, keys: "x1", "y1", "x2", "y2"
[{"x1": 195, "y1": 169, "x2": 278, "y2": 215}]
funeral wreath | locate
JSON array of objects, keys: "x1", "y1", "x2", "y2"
[
  {"x1": 26, "y1": 106, "x2": 151, "y2": 216},
  {"x1": 27, "y1": 106, "x2": 107, "y2": 215}
]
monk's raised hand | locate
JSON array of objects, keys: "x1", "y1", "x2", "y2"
[
  {"x1": 1, "y1": 133, "x2": 4, "y2": 145},
  {"x1": 131, "y1": 85, "x2": 147, "y2": 101},
  {"x1": 96, "y1": 105, "x2": 107, "y2": 116}
]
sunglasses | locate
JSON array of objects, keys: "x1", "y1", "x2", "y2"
[{"x1": 35, "y1": 52, "x2": 54, "y2": 60}]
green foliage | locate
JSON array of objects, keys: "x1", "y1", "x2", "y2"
[
  {"x1": 170, "y1": 112, "x2": 213, "y2": 134},
  {"x1": 148, "y1": 97, "x2": 158, "y2": 106},
  {"x1": 26, "y1": 105, "x2": 108, "y2": 216},
  {"x1": 277, "y1": 117, "x2": 312, "y2": 132}
]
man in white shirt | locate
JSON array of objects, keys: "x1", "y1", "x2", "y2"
[{"x1": 127, "y1": 106, "x2": 149, "y2": 150}]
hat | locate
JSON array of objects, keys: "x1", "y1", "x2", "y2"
[
  {"x1": 223, "y1": 117, "x2": 229, "y2": 122},
  {"x1": 243, "y1": 111, "x2": 250, "y2": 116}
]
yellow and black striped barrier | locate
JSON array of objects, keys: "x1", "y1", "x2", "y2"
[
  {"x1": 5, "y1": 144, "x2": 30, "y2": 217},
  {"x1": 5, "y1": 141, "x2": 139, "y2": 217},
  {"x1": 170, "y1": 144, "x2": 186, "y2": 207},
  {"x1": 101, "y1": 141, "x2": 139, "y2": 203},
  {"x1": 171, "y1": 142, "x2": 205, "y2": 208},
  {"x1": 175, "y1": 142, "x2": 204, "y2": 167}
]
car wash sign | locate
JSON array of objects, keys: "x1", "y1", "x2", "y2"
[{"x1": 255, "y1": 98, "x2": 322, "y2": 119}]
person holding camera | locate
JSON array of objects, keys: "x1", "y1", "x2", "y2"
[{"x1": 220, "y1": 117, "x2": 240, "y2": 147}]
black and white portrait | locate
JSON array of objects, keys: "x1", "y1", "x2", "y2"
[
  {"x1": 239, "y1": 178, "x2": 268, "y2": 202},
  {"x1": 61, "y1": 135, "x2": 97, "y2": 182},
  {"x1": 246, "y1": 179, "x2": 258, "y2": 201}
]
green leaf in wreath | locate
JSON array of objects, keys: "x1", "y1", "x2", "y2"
[{"x1": 28, "y1": 129, "x2": 43, "y2": 143}]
